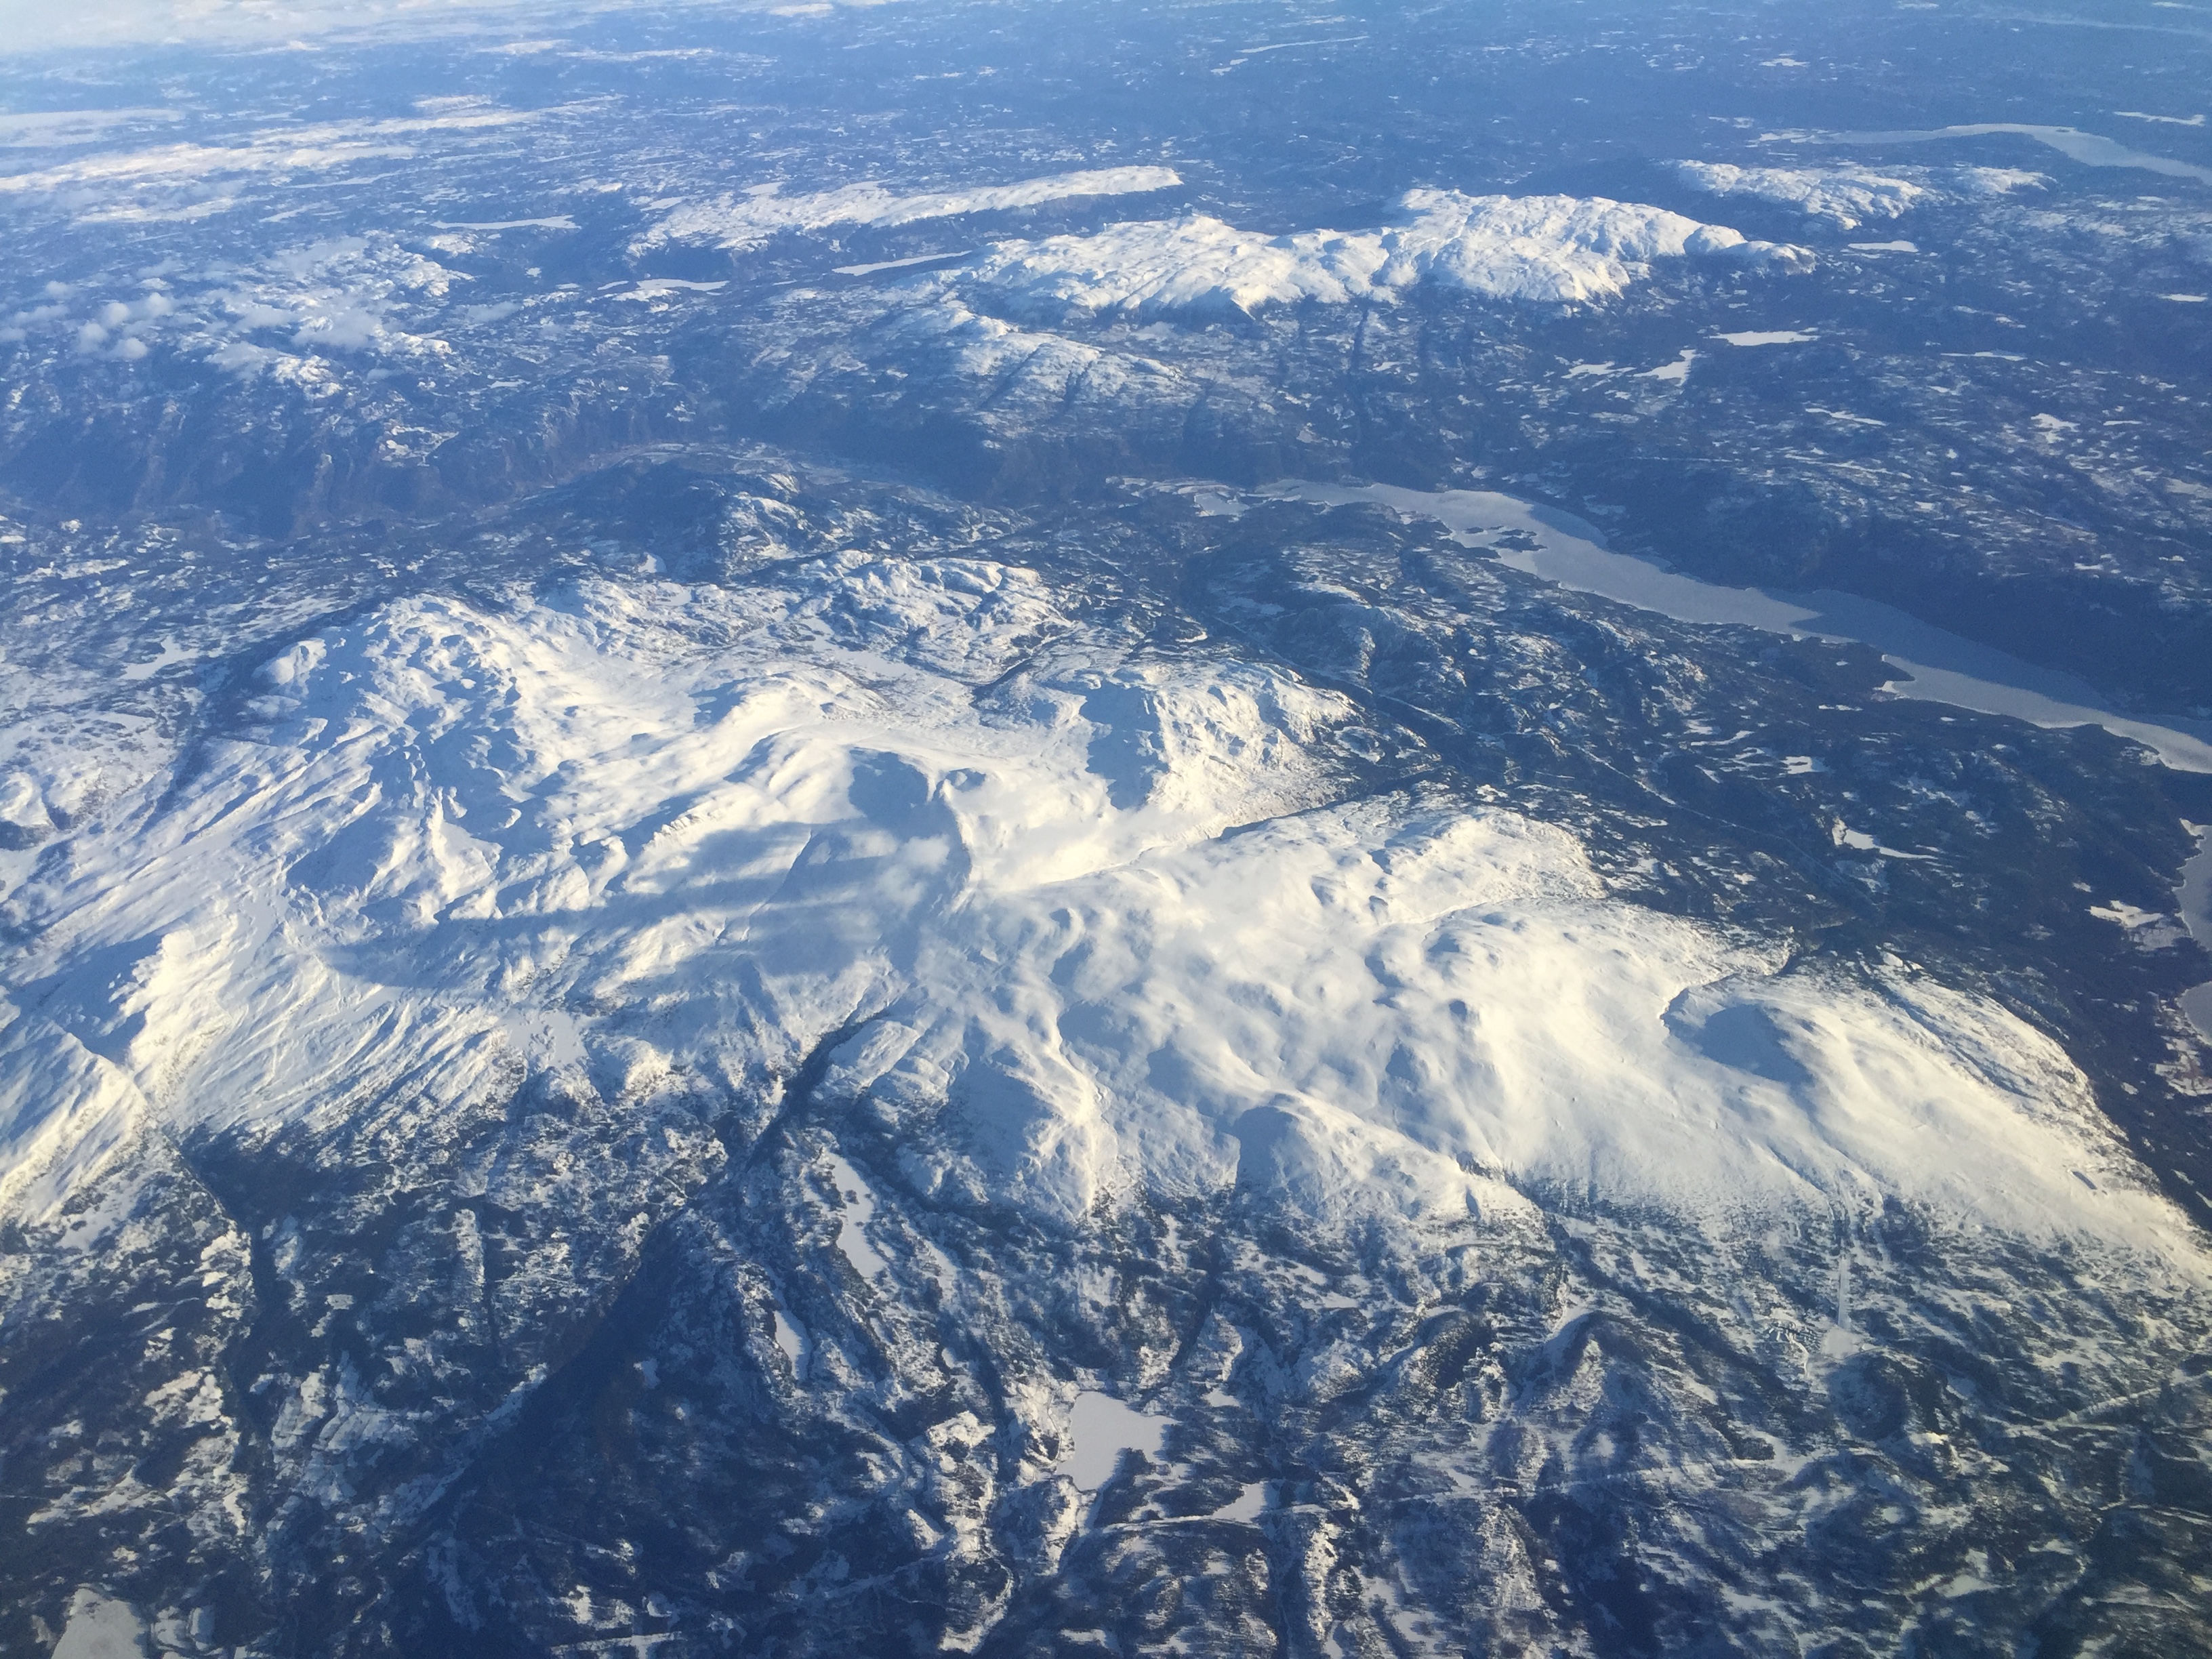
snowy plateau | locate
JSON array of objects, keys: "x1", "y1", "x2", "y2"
[
  {"x1": 5, "y1": 546, "x2": 2211, "y2": 1656},
  {"x1": 4, "y1": 2, "x2": 2212, "y2": 1655},
  {"x1": 963, "y1": 191, "x2": 1814, "y2": 316},
  {"x1": 7, "y1": 560, "x2": 2191, "y2": 1243},
  {"x1": 1672, "y1": 163, "x2": 2049, "y2": 230},
  {"x1": 636, "y1": 166, "x2": 1187, "y2": 255}
]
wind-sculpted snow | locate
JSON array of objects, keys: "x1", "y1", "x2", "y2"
[
  {"x1": 962, "y1": 190, "x2": 1814, "y2": 318},
  {"x1": 859, "y1": 802, "x2": 2194, "y2": 1245},
  {"x1": 634, "y1": 165, "x2": 1184, "y2": 253},
  {"x1": 4, "y1": 546, "x2": 2209, "y2": 1655},
  {"x1": 1, "y1": 557, "x2": 2190, "y2": 1265}
]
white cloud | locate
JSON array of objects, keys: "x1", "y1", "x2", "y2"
[
  {"x1": 12, "y1": 236, "x2": 471, "y2": 372},
  {"x1": 0, "y1": 109, "x2": 534, "y2": 201},
  {"x1": 0, "y1": 0, "x2": 895, "y2": 53}
]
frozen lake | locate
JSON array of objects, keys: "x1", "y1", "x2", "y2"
[
  {"x1": 2179, "y1": 827, "x2": 2212, "y2": 1041},
  {"x1": 1060, "y1": 1391, "x2": 1168, "y2": 1491},
  {"x1": 1259, "y1": 480, "x2": 2212, "y2": 774},
  {"x1": 1824, "y1": 123, "x2": 2212, "y2": 186},
  {"x1": 826, "y1": 1153, "x2": 888, "y2": 1282},
  {"x1": 1260, "y1": 477, "x2": 2212, "y2": 1038}
]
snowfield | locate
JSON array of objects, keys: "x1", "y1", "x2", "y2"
[
  {"x1": 1675, "y1": 162, "x2": 1933, "y2": 228},
  {"x1": 3, "y1": 554, "x2": 2197, "y2": 1276},
  {"x1": 963, "y1": 190, "x2": 1815, "y2": 316},
  {"x1": 5, "y1": 491, "x2": 2211, "y2": 1659},
  {"x1": 5, "y1": 10, "x2": 2212, "y2": 1646},
  {"x1": 1675, "y1": 161, "x2": 2049, "y2": 227},
  {"x1": 634, "y1": 165, "x2": 1185, "y2": 253}
]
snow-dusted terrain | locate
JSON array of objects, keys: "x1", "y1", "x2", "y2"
[
  {"x1": 635, "y1": 165, "x2": 1185, "y2": 255},
  {"x1": 965, "y1": 190, "x2": 1813, "y2": 316},
  {"x1": 5, "y1": 534, "x2": 2210, "y2": 1654},
  {"x1": 1673, "y1": 162, "x2": 2050, "y2": 228},
  {"x1": 1675, "y1": 163, "x2": 1936, "y2": 228},
  {"x1": 9, "y1": 554, "x2": 2186, "y2": 1252},
  {"x1": 5, "y1": 1, "x2": 2212, "y2": 1652}
]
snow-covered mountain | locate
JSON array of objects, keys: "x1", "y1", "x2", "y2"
[
  {"x1": 5, "y1": 0, "x2": 2212, "y2": 1653},
  {"x1": 965, "y1": 190, "x2": 1812, "y2": 317},
  {"x1": 636, "y1": 166, "x2": 1185, "y2": 255},
  {"x1": 6, "y1": 529, "x2": 2210, "y2": 1655},
  {"x1": 14, "y1": 555, "x2": 2189, "y2": 1244}
]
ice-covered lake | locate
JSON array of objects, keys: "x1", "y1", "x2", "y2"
[
  {"x1": 1059, "y1": 1391, "x2": 1168, "y2": 1491},
  {"x1": 1256, "y1": 479, "x2": 2212, "y2": 773}
]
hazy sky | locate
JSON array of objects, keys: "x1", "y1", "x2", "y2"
[
  {"x1": 0, "y1": 0, "x2": 775, "y2": 52},
  {"x1": 0, "y1": 0, "x2": 513, "y2": 49}
]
